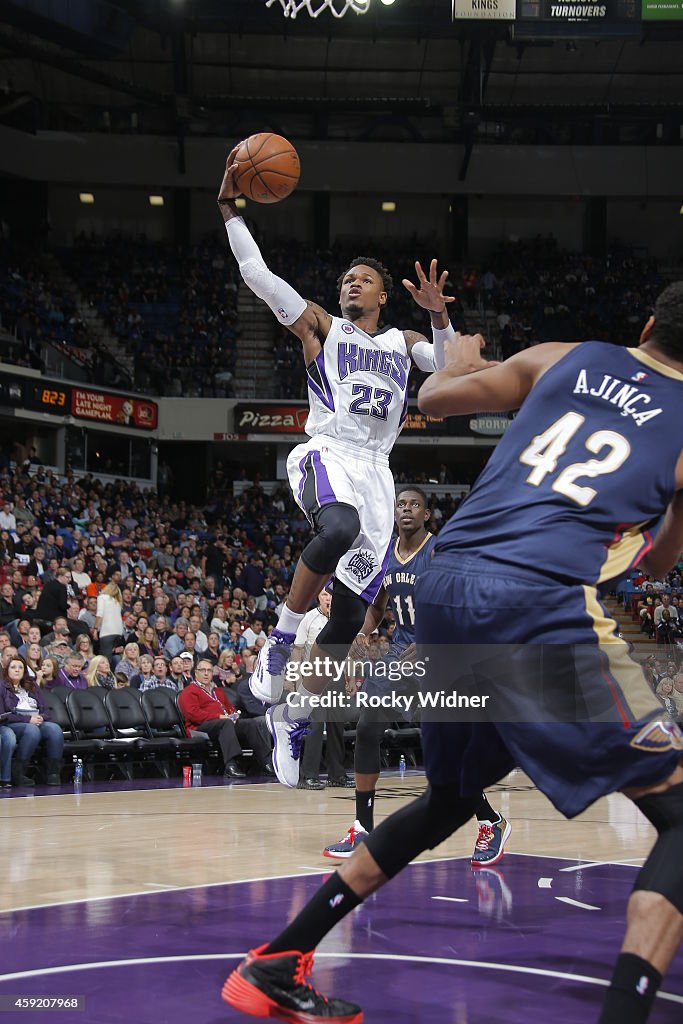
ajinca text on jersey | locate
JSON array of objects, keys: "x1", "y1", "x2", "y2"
[
  {"x1": 338, "y1": 343, "x2": 409, "y2": 389},
  {"x1": 573, "y1": 370, "x2": 662, "y2": 426}
]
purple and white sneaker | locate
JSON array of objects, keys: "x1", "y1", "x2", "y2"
[
  {"x1": 249, "y1": 628, "x2": 296, "y2": 704},
  {"x1": 266, "y1": 704, "x2": 312, "y2": 788}
]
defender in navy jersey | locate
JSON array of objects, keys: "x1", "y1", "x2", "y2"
[
  {"x1": 223, "y1": 283, "x2": 683, "y2": 1024},
  {"x1": 219, "y1": 149, "x2": 461, "y2": 791},
  {"x1": 322, "y1": 487, "x2": 510, "y2": 866}
]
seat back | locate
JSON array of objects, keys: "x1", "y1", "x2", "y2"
[
  {"x1": 141, "y1": 687, "x2": 184, "y2": 734},
  {"x1": 40, "y1": 690, "x2": 72, "y2": 733},
  {"x1": 104, "y1": 688, "x2": 152, "y2": 736},
  {"x1": 66, "y1": 688, "x2": 114, "y2": 737}
]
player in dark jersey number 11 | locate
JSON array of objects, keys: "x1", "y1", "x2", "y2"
[
  {"x1": 223, "y1": 282, "x2": 683, "y2": 1024},
  {"x1": 322, "y1": 487, "x2": 511, "y2": 867}
]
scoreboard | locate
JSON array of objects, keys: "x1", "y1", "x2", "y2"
[{"x1": 451, "y1": 0, "x2": 683, "y2": 22}]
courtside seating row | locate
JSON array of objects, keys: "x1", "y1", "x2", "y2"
[{"x1": 40, "y1": 686, "x2": 210, "y2": 782}]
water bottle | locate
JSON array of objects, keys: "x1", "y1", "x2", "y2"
[
  {"x1": 399, "y1": 754, "x2": 406, "y2": 778},
  {"x1": 73, "y1": 756, "x2": 83, "y2": 786},
  {"x1": 191, "y1": 763, "x2": 202, "y2": 786}
]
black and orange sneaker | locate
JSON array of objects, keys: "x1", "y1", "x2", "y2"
[{"x1": 222, "y1": 944, "x2": 363, "y2": 1023}]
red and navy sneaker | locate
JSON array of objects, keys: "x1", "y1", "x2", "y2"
[
  {"x1": 222, "y1": 944, "x2": 363, "y2": 1023},
  {"x1": 470, "y1": 815, "x2": 512, "y2": 867},
  {"x1": 322, "y1": 821, "x2": 368, "y2": 860}
]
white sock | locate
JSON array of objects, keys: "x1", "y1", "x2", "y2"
[
  {"x1": 287, "y1": 682, "x2": 317, "y2": 720},
  {"x1": 277, "y1": 604, "x2": 305, "y2": 635}
]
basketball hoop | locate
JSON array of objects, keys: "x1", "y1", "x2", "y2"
[{"x1": 266, "y1": 0, "x2": 371, "y2": 18}]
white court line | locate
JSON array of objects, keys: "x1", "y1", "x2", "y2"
[
  {"x1": 0, "y1": 853, "x2": 640, "y2": 916},
  {"x1": 538, "y1": 878, "x2": 553, "y2": 889},
  {"x1": 432, "y1": 896, "x2": 469, "y2": 903},
  {"x1": 0, "y1": 952, "x2": 681, "y2": 1006},
  {"x1": 555, "y1": 897, "x2": 601, "y2": 912},
  {"x1": 559, "y1": 858, "x2": 645, "y2": 873}
]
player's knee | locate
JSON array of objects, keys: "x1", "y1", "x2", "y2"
[
  {"x1": 301, "y1": 503, "x2": 360, "y2": 576},
  {"x1": 633, "y1": 781, "x2": 683, "y2": 914}
]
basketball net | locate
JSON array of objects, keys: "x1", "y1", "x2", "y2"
[{"x1": 266, "y1": 0, "x2": 370, "y2": 18}]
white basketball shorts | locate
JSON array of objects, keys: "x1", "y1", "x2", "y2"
[{"x1": 287, "y1": 435, "x2": 395, "y2": 603}]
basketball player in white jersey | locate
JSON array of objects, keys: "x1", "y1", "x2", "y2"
[{"x1": 218, "y1": 146, "x2": 458, "y2": 787}]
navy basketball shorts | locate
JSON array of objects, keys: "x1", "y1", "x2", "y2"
[{"x1": 415, "y1": 553, "x2": 682, "y2": 819}]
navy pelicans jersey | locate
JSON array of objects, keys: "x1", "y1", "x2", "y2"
[
  {"x1": 436, "y1": 343, "x2": 683, "y2": 586},
  {"x1": 305, "y1": 317, "x2": 411, "y2": 456},
  {"x1": 384, "y1": 533, "x2": 437, "y2": 652}
]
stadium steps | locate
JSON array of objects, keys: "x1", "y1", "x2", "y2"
[
  {"x1": 235, "y1": 282, "x2": 276, "y2": 397},
  {"x1": 462, "y1": 307, "x2": 502, "y2": 360},
  {"x1": 42, "y1": 253, "x2": 135, "y2": 383},
  {"x1": 603, "y1": 596, "x2": 661, "y2": 651}
]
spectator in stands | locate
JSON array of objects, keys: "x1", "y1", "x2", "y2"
[
  {"x1": 672, "y1": 672, "x2": 683, "y2": 719},
  {"x1": 27, "y1": 547, "x2": 47, "y2": 578},
  {"x1": 188, "y1": 614, "x2": 208, "y2": 653},
  {"x1": 655, "y1": 594, "x2": 682, "y2": 647},
  {"x1": 214, "y1": 649, "x2": 238, "y2": 689},
  {"x1": 78, "y1": 596, "x2": 98, "y2": 633},
  {"x1": 177, "y1": 657, "x2": 273, "y2": 778},
  {"x1": 53, "y1": 653, "x2": 88, "y2": 691},
  {"x1": 42, "y1": 615, "x2": 72, "y2": 646},
  {"x1": 74, "y1": 633, "x2": 94, "y2": 666},
  {"x1": 84, "y1": 656, "x2": 116, "y2": 690},
  {"x1": 180, "y1": 631, "x2": 198, "y2": 669},
  {"x1": 150, "y1": 655, "x2": 175, "y2": 691},
  {"x1": 0, "y1": 655, "x2": 64, "y2": 786},
  {"x1": 39, "y1": 656, "x2": 60, "y2": 688},
  {"x1": 70, "y1": 556, "x2": 92, "y2": 594},
  {"x1": 130, "y1": 654, "x2": 156, "y2": 691},
  {"x1": 225, "y1": 620, "x2": 246, "y2": 658},
  {"x1": 18, "y1": 625, "x2": 47, "y2": 660},
  {"x1": 0, "y1": 582, "x2": 21, "y2": 630},
  {"x1": 210, "y1": 604, "x2": 230, "y2": 640},
  {"x1": 153, "y1": 615, "x2": 171, "y2": 650},
  {"x1": 164, "y1": 619, "x2": 189, "y2": 660},
  {"x1": 656, "y1": 677, "x2": 678, "y2": 719},
  {"x1": 94, "y1": 582, "x2": 124, "y2": 661},
  {"x1": 23, "y1": 643, "x2": 44, "y2": 685},
  {"x1": 115, "y1": 643, "x2": 141, "y2": 683},
  {"x1": 243, "y1": 617, "x2": 267, "y2": 648},
  {"x1": 46, "y1": 635, "x2": 73, "y2": 667},
  {"x1": 169, "y1": 655, "x2": 190, "y2": 690},
  {"x1": 34, "y1": 566, "x2": 89, "y2": 639},
  {"x1": 205, "y1": 631, "x2": 222, "y2": 666}
]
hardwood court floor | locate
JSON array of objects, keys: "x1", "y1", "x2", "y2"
[{"x1": 0, "y1": 769, "x2": 659, "y2": 913}]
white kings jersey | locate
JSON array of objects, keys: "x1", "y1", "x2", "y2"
[{"x1": 304, "y1": 317, "x2": 412, "y2": 456}]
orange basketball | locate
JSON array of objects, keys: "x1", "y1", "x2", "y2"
[{"x1": 233, "y1": 133, "x2": 301, "y2": 204}]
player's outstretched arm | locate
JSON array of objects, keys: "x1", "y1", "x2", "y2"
[
  {"x1": 402, "y1": 259, "x2": 457, "y2": 372},
  {"x1": 418, "y1": 335, "x2": 577, "y2": 416},
  {"x1": 217, "y1": 147, "x2": 331, "y2": 363}
]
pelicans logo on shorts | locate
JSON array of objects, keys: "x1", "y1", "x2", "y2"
[
  {"x1": 347, "y1": 550, "x2": 377, "y2": 582},
  {"x1": 630, "y1": 718, "x2": 683, "y2": 753}
]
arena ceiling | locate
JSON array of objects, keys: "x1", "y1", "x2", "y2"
[{"x1": 0, "y1": 0, "x2": 682, "y2": 144}]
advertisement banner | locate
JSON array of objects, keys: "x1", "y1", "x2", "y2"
[
  {"x1": 642, "y1": 0, "x2": 683, "y2": 16},
  {"x1": 452, "y1": 0, "x2": 516, "y2": 17},
  {"x1": 234, "y1": 404, "x2": 310, "y2": 434},
  {"x1": 71, "y1": 389, "x2": 158, "y2": 430},
  {"x1": 234, "y1": 403, "x2": 513, "y2": 439},
  {"x1": 518, "y1": 0, "x2": 638, "y2": 19}
]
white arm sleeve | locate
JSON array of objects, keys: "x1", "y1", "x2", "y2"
[
  {"x1": 431, "y1": 321, "x2": 456, "y2": 370},
  {"x1": 411, "y1": 340, "x2": 439, "y2": 373},
  {"x1": 225, "y1": 217, "x2": 307, "y2": 326}
]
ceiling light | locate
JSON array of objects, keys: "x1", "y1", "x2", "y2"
[
  {"x1": 149, "y1": 195, "x2": 164, "y2": 207},
  {"x1": 235, "y1": 198, "x2": 247, "y2": 209},
  {"x1": 381, "y1": 201, "x2": 396, "y2": 212},
  {"x1": 79, "y1": 193, "x2": 94, "y2": 204}
]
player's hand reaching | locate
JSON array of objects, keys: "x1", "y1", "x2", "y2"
[
  {"x1": 402, "y1": 259, "x2": 456, "y2": 314},
  {"x1": 217, "y1": 143, "x2": 243, "y2": 202},
  {"x1": 444, "y1": 332, "x2": 499, "y2": 374}
]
